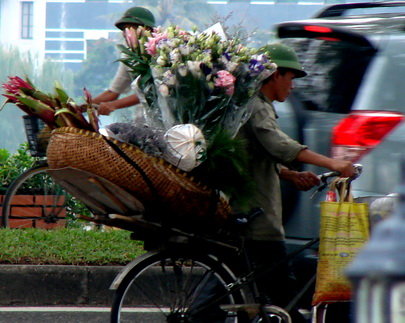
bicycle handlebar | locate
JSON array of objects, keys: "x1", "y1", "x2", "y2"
[
  {"x1": 318, "y1": 163, "x2": 363, "y2": 182},
  {"x1": 311, "y1": 164, "x2": 363, "y2": 199}
]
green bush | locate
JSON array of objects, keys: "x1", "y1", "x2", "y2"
[
  {"x1": 0, "y1": 143, "x2": 36, "y2": 194},
  {"x1": 0, "y1": 144, "x2": 91, "y2": 224}
]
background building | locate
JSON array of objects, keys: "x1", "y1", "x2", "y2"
[
  {"x1": 0, "y1": 0, "x2": 347, "y2": 71},
  {"x1": 0, "y1": 0, "x2": 352, "y2": 152}
]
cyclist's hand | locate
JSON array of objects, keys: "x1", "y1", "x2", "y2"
[
  {"x1": 331, "y1": 159, "x2": 356, "y2": 178},
  {"x1": 77, "y1": 103, "x2": 99, "y2": 113},
  {"x1": 98, "y1": 102, "x2": 117, "y2": 115},
  {"x1": 293, "y1": 171, "x2": 320, "y2": 191},
  {"x1": 280, "y1": 169, "x2": 320, "y2": 191}
]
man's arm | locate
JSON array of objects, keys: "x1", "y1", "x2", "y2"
[
  {"x1": 92, "y1": 90, "x2": 120, "y2": 104},
  {"x1": 296, "y1": 149, "x2": 355, "y2": 178},
  {"x1": 91, "y1": 61, "x2": 134, "y2": 114},
  {"x1": 96, "y1": 94, "x2": 140, "y2": 115}
]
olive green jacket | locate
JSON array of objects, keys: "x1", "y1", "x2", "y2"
[{"x1": 238, "y1": 93, "x2": 306, "y2": 241}]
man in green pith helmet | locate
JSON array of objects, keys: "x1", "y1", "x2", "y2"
[
  {"x1": 92, "y1": 7, "x2": 155, "y2": 116},
  {"x1": 234, "y1": 43, "x2": 356, "y2": 321}
]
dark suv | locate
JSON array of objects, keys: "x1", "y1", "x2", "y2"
[{"x1": 274, "y1": 1, "x2": 405, "y2": 239}]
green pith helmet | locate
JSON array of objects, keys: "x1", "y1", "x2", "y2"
[
  {"x1": 115, "y1": 7, "x2": 155, "y2": 30},
  {"x1": 262, "y1": 43, "x2": 307, "y2": 78}
]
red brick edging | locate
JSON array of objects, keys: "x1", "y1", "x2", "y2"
[{"x1": 0, "y1": 195, "x2": 66, "y2": 229}]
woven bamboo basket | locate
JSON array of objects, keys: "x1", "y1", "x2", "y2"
[{"x1": 46, "y1": 127, "x2": 230, "y2": 224}]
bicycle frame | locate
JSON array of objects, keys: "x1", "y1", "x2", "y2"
[{"x1": 46, "y1": 165, "x2": 362, "y2": 322}]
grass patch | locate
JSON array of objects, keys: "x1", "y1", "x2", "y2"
[{"x1": 0, "y1": 228, "x2": 145, "y2": 266}]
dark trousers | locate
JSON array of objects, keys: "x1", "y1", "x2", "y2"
[
  {"x1": 245, "y1": 240, "x2": 294, "y2": 307},
  {"x1": 191, "y1": 240, "x2": 314, "y2": 322}
]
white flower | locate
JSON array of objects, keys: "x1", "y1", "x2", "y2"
[
  {"x1": 186, "y1": 61, "x2": 202, "y2": 77},
  {"x1": 156, "y1": 55, "x2": 167, "y2": 66},
  {"x1": 178, "y1": 65, "x2": 188, "y2": 77},
  {"x1": 169, "y1": 48, "x2": 182, "y2": 65},
  {"x1": 151, "y1": 67, "x2": 165, "y2": 80},
  {"x1": 159, "y1": 84, "x2": 170, "y2": 97},
  {"x1": 163, "y1": 70, "x2": 176, "y2": 86},
  {"x1": 179, "y1": 44, "x2": 191, "y2": 56},
  {"x1": 225, "y1": 61, "x2": 238, "y2": 73}
]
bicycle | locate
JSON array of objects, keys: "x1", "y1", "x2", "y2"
[
  {"x1": 1, "y1": 115, "x2": 81, "y2": 228},
  {"x1": 49, "y1": 163, "x2": 362, "y2": 322}
]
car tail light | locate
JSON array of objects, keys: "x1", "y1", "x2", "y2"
[
  {"x1": 331, "y1": 111, "x2": 404, "y2": 162},
  {"x1": 303, "y1": 25, "x2": 333, "y2": 33},
  {"x1": 277, "y1": 22, "x2": 376, "y2": 48},
  {"x1": 302, "y1": 25, "x2": 341, "y2": 41}
]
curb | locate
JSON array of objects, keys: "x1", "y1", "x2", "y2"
[{"x1": 0, "y1": 265, "x2": 123, "y2": 306}]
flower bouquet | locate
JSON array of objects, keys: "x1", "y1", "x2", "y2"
[
  {"x1": 1, "y1": 76, "x2": 99, "y2": 132},
  {"x1": 1, "y1": 76, "x2": 99, "y2": 159},
  {"x1": 117, "y1": 24, "x2": 276, "y2": 206},
  {"x1": 0, "y1": 24, "x2": 277, "y2": 226}
]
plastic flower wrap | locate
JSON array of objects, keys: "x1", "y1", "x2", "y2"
[
  {"x1": 118, "y1": 24, "x2": 276, "y2": 205},
  {"x1": 139, "y1": 26, "x2": 274, "y2": 136},
  {"x1": 120, "y1": 25, "x2": 276, "y2": 136},
  {"x1": 163, "y1": 124, "x2": 207, "y2": 172}
]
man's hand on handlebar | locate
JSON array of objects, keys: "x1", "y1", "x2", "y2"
[
  {"x1": 330, "y1": 159, "x2": 356, "y2": 178},
  {"x1": 279, "y1": 168, "x2": 321, "y2": 191},
  {"x1": 311, "y1": 164, "x2": 363, "y2": 198},
  {"x1": 292, "y1": 171, "x2": 321, "y2": 191}
]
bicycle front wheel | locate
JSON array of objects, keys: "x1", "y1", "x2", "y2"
[
  {"x1": 111, "y1": 250, "x2": 246, "y2": 323},
  {"x1": 2, "y1": 163, "x2": 68, "y2": 228}
]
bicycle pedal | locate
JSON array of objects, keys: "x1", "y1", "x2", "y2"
[{"x1": 263, "y1": 305, "x2": 292, "y2": 323}]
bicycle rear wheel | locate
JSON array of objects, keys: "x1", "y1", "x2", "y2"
[
  {"x1": 1, "y1": 162, "x2": 68, "y2": 228},
  {"x1": 110, "y1": 249, "x2": 246, "y2": 323}
]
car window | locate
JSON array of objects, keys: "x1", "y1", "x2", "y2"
[
  {"x1": 283, "y1": 38, "x2": 375, "y2": 114},
  {"x1": 341, "y1": 7, "x2": 405, "y2": 17},
  {"x1": 353, "y1": 37, "x2": 405, "y2": 112}
]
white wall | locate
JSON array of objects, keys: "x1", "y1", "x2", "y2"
[{"x1": 0, "y1": 0, "x2": 47, "y2": 64}]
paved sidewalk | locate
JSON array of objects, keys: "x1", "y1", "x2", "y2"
[{"x1": 0, "y1": 265, "x2": 123, "y2": 306}]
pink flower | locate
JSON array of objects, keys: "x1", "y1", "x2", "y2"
[
  {"x1": 2, "y1": 94, "x2": 17, "y2": 103},
  {"x1": 2, "y1": 76, "x2": 33, "y2": 95},
  {"x1": 145, "y1": 32, "x2": 168, "y2": 56},
  {"x1": 123, "y1": 27, "x2": 138, "y2": 50},
  {"x1": 214, "y1": 70, "x2": 236, "y2": 96}
]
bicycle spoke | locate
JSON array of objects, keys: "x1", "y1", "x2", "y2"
[
  {"x1": 2, "y1": 164, "x2": 89, "y2": 229},
  {"x1": 111, "y1": 251, "x2": 244, "y2": 322}
]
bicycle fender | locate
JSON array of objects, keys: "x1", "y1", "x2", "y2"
[{"x1": 109, "y1": 251, "x2": 159, "y2": 290}]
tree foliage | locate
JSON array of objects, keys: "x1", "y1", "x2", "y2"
[
  {"x1": 73, "y1": 38, "x2": 119, "y2": 97},
  {"x1": 127, "y1": 0, "x2": 215, "y2": 29}
]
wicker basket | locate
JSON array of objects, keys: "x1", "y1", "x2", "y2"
[{"x1": 46, "y1": 127, "x2": 230, "y2": 223}]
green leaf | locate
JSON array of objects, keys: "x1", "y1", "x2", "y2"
[
  {"x1": 0, "y1": 149, "x2": 10, "y2": 163},
  {"x1": 190, "y1": 129, "x2": 255, "y2": 210},
  {"x1": 54, "y1": 82, "x2": 70, "y2": 104},
  {"x1": 54, "y1": 108, "x2": 76, "y2": 116},
  {"x1": 18, "y1": 95, "x2": 54, "y2": 113}
]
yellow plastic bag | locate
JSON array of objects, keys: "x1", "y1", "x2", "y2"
[{"x1": 312, "y1": 179, "x2": 369, "y2": 305}]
